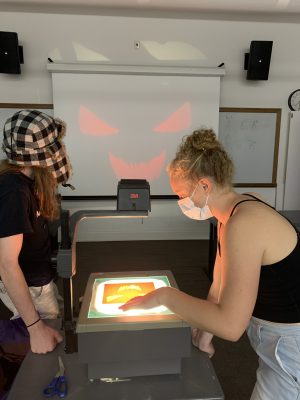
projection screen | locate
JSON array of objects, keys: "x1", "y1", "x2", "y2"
[{"x1": 50, "y1": 66, "x2": 222, "y2": 197}]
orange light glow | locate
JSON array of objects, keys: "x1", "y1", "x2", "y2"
[
  {"x1": 79, "y1": 105, "x2": 119, "y2": 136},
  {"x1": 91, "y1": 277, "x2": 171, "y2": 316},
  {"x1": 153, "y1": 102, "x2": 191, "y2": 133},
  {"x1": 109, "y1": 150, "x2": 166, "y2": 181},
  {"x1": 103, "y1": 282, "x2": 155, "y2": 304}
]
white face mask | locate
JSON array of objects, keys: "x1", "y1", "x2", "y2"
[{"x1": 177, "y1": 186, "x2": 213, "y2": 221}]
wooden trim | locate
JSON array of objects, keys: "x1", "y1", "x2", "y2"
[
  {"x1": 272, "y1": 109, "x2": 281, "y2": 184},
  {"x1": 0, "y1": 103, "x2": 53, "y2": 109},
  {"x1": 233, "y1": 183, "x2": 277, "y2": 188},
  {"x1": 219, "y1": 107, "x2": 281, "y2": 187},
  {"x1": 220, "y1": 107, "x2": 280, "y2": 114}
]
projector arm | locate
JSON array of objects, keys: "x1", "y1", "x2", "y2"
[{"x1": 57, "y1": 209, "x2": 148, "y2": 354}]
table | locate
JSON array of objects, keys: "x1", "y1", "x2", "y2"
[{"x1": 8, "y1": 321, "x2": 224, "y2": 400}]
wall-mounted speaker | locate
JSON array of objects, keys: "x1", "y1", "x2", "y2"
[
  {"x1": 0, "y1": 31, "x2": 23, "y2": 74},
  {"x1": 244, "y1": 41, "x2": 273, "y2": 80}
]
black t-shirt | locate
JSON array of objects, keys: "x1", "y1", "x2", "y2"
[{"x1": 0, "y1": 172, "x2": 53, "y2": 286}]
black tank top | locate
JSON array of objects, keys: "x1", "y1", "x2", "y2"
[{"x1": 218, "y1": 194, "x2": 300, "y2": 323}]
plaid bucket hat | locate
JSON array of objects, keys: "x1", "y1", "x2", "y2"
[{"x1": 2, "y1": 109, "x2": 72, "y2": 184}]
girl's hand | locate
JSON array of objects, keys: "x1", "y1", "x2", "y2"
[
  {"x1": 28, "y1": 320, "x2": 63, "y2": 354},
  {"x1": 192, "y1": 328, "x2": 215, "y2": 358},
  {"x1": 119, "y1": 288, "x2": 167, "y2": 312}
]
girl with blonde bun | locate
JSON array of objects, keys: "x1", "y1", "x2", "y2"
[{"x1": 121, "y1": 128, "x2": 300, "y2": 400}]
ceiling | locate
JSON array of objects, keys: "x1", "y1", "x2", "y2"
[{"x1": 1, "y1": 0, "x2": 300, "y2": 21}]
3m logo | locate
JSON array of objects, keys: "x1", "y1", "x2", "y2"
[{"x1": 130, "y1": 193, "x2": 139, "y2": 199}]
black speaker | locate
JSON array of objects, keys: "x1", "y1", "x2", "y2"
[
  {"x1": 0, "y1": 31, "x2": 21, "y2": 74},
  {"x1": 244, "y1": 41, "x2": 273, "y2": 80}
]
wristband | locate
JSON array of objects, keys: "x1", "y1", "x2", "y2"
[{"x1": 26, "y1": 317, "x2": 41, "y2": 328}]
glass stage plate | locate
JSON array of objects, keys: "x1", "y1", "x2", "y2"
[{"x1": 76, "y1": 270, "x2": 188, "y2": 333}]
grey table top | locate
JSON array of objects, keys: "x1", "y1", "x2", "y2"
[{"x1": 8, "y1": 321, "x2": 224, "y2": 400}]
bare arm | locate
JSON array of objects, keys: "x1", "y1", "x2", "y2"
[
  {"x1": 191, "y1": 251, "x2": 221, "y2": 356},
  {"x1": 121, "y1": 215, "x2": 262, "y2": 341},
  {"x1": 0, "y1": 234, "x2": 62, "y2": 353},
  {"x1": 207, "y1": 243, "x2": 222, "y2": 304},
  {"x1": 162, "y1": 215, "x2": 262, "y2": 341}
]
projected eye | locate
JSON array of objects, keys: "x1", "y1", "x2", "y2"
[
  {"x1": 79, "y1": 105, "x2": 119, "y2": 136},
  {"x1": 153, "y1": 102, "x2": 191, "y2": 133}
]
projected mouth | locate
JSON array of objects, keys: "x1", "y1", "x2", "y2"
[{"x1": 109, "y1": 151, "x2": 166, "y2": 181}]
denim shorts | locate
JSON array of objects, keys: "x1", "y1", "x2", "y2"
[{"x1": 247, "y1": 316, "x2": 300, "y2": 400}]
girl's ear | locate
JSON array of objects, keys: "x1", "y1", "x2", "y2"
[{"x1": 198, "y1": 178, "x2": 211, "y2": 193}]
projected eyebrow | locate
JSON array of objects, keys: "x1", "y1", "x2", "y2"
[
  {"x1": 79, "y1": 105, "x2": 119, "y2": 136},
  {"x1": 153, "y1": 102, "x2": 191, "y2": 133}
]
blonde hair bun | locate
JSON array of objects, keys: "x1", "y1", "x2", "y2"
[
  {"x1": 169, "y1": 128, "x2": 234, "y2": 186},
  {"x1": 186, "y1": 129, "x2": 219, "y2": 152}
]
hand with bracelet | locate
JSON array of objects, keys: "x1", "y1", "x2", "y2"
[
  {"x1": 26, "y1": 316, "x2": 63, "y2": 354},
  {"x1": 0, "y1": 233, "x2": 63, "y2": 354}
]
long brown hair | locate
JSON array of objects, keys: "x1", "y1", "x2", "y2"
[{"x1": 0, "y1": 160, "x2": 60, "y2": 220}]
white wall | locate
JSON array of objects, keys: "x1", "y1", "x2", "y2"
[{"x1": 1, "y1": 11, "x2": 299, "y2": 240}]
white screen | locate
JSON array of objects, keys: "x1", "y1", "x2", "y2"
[{"x1": 52, "y1": 72, "x2": 221, "y2": 196}]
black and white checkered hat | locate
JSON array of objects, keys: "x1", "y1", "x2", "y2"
[{"x1": 2, "y1": 110, "x2": 71, "y2": 184}]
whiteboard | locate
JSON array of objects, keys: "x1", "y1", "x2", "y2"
[
  {"x1": 51, "y1": 70, "x2": 221, "y2": 197},
  {"x1": 0, "y1": 104, "x2": 53, "y2": 160},
  {"x1": 283, "y1": 111, "x2": 300, "y2": 210},
  {"x1": 218, "y1": 108, "x2": 281, "y2": 187}
]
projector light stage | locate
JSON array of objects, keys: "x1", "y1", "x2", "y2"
[
  {"x1": 89, "y1": 275, "x2": 171, "y2": 317},
  {"x1": 76, "y1": 270, "x2": 191, "y2": 379}
]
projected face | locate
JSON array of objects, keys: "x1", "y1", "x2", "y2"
[
  {"x1": 79, "y1": 102, "x2": 191, "y2": 182},
  {"x1": 54, "y1": 73, "x2": 219, "y2": 195}
]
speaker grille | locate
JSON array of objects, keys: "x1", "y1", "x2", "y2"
[
  {"x1": 246, "y1": 41, "x2": 273, "y2": 80},
  {"x1": 0, "y1": 31, "x2": 21, "y2": 74}
]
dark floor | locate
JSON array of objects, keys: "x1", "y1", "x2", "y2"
[{"x1": 0, "y1": 240, "x2": 258, "y2": 399}]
